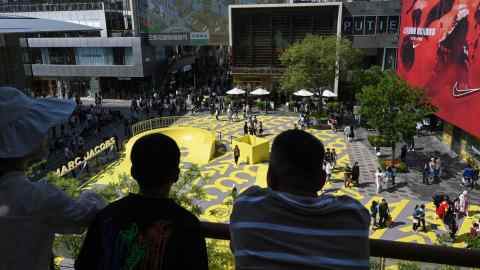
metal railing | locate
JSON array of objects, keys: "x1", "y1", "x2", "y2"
[
  {"x1": 200, "y1": 221, "x2": 480, "y2": 268},
  {"x1": 131, "y1": 116, "x2": 212, "y2": 137}
]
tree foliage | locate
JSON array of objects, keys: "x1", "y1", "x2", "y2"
[
  {"x1": 351, "y1": 65, "x2": 384, "y2": 92},
  {"x1": 280, "y1": 35, "x2": 363, "y2": 92},
  {"x1": 357, "y1": 70, "x2": 435, "y2": 160}
]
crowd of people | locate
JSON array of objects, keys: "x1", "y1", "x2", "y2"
[
  {"x1": 370, "y1": 199, "x2": 392, "y2": 229},
  {"x1": 243, "y1": 115, "x2": 264, "y2": 136},
  {"x1": 374, "y1": 165, "x2": 397, "y2": 193},
  {"x1": 422, "y1": 157, "x2": 443, "y2": 185},
  {"x1": 45, "y1": 104, "x2": 124, "y2": 178},
  {"x1": 433, "y1": 191, "x2": 471, "y2": 240}
]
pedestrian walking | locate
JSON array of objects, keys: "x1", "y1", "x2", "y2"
[
  {"x1": 231, "y1": 186, "x2": 238, "y2": 200},
  {"x1": 352, "y1": 162, "x2": 360, "y2": 186},
  {"x1": 370, "y1": 201, "x2": 379, "y2": 228},
  {"x1": 422, "y1": 162, "x2": 430, "y2": 185},
  {"x1": 332, "y1": 149, "x2": 337, "y2": 168},
  {"x1": 428, "y1": 157, "x2": 436, "y2": 183},
  {"x1": 444, "y1": 203, "x2": 458, "y2": 240},
  {"x1": 349, "y1": 125, "x2": 355, "y2": 141},
  {"x1": 324, "y1": 161, "x2": 333, "y2": 182},
  {"x1": 386, "y1": 166, "x2": 395, "y2": 186},
  {"x1": 375, "y1": 168, "x2": 384, "y2": 194},
  {"x1": 344, "y1": 126, "x2": 351, "y2": 142},
  {"x1": 378, "y1": 199, "x2": 391, "y2": 228},
  {"x1": 434, "y1": 157, "x2": 442, "y2": 182},
  {"x1": 458, "y1": 191, "x2": 469, "y2": 217},
  {"x1": 400, "y1": 144, "x2": 407, "y2": 162},
  {"x1": 233, "y1": 145, "x2": 241, "y2": 167},
  {"x1": 325, "y1": 149, "x2": 332, "y2": 166},
  {"x1": 258, "y1": 121, "x2": 263, "y2": 136},
  {"x1": 413, "y1": 205, "x2": 426, "y2": 232}
]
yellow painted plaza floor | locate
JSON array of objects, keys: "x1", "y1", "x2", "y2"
[{"x1": 91, "y1": 115, "x2": 480, "y2": 250}]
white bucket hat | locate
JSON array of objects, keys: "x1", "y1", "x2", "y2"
[{"x1": 0, "y1": 87, "x2": 76, "y2": 158}]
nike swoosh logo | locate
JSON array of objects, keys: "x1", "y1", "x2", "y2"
[
  {"x1": 413, "y1": 43, "x2": 420, "y2": 48},
  {"x1": 452, "y1": 81, "x2": 480, "y2": 97}
]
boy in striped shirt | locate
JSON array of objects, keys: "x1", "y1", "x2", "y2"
[{"x1": 230, "y1": 130, "x2": 370, "y2": 270}]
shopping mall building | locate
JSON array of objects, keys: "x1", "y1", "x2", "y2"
[
  {"x1": 229, "y1": 0, "x2": 479, "y2": 163},
  {"x1": 0, "y1": 0, "x2": 478, "y2": 162}
]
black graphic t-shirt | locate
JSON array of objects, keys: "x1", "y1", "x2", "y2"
[{"x1": 75, "y1": 194, "x2": 208, "y2": 270}]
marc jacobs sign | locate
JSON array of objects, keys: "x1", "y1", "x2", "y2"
[
  {"x1": 55, "y1": 137, "x2": 116, "y2": 177},
  {"x1": 342, "y1": 16, "x2": 399, "y2": 35}
]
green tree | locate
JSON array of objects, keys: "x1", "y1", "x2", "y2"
[
  {"x1": 357, "y1": 70, "x2": 435, "y2": 161},
  {"x1": 339, "y1": 65, "x2": 384, "y2": 105},
  {"x1": 350, "y1": 65, "x2": 384, "y2": 93},
  {"x1": 280, "y1": 35, "x2": 363, "y2": 92}
]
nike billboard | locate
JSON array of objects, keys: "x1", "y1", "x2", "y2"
[{"x1": 397, "y1": 0, "x2": 480, "y2": 138}]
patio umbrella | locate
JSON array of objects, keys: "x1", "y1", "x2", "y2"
[
  {"x1": 293, "y1": 89, "x2": 314, "y2": 97},
  {"x1": 226, "y1": 87, "x2": 246, "y2": 95},
  {"x1": 250, "y1": 88, "x2": 270, "y2": 96},
  {"x1": 322, "y1": 89, "x2": 336, "y2": 98}
]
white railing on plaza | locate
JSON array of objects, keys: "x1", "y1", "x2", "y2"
[{"x1": 131, "y1": 116, "x2": 211, "y2": 136}]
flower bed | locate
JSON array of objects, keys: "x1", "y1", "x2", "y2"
[{"x1": 378, "y1": 158, "x2": 408, "y2": 173}]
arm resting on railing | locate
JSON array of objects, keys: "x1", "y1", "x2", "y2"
[{"x1": 201, "y1": 221, "x2": 480, "y2": 268}]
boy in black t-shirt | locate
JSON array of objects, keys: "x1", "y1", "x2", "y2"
[{"x1": 75, "y1": 133, "x2": 208, "y2": 270}]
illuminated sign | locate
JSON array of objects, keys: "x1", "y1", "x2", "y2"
[
  {"x1": 55, "y1": 137, "x2": 116, "y2": 177},
  {"x1": 342, "y1": 16, "x2": 399, "y2": 35}
]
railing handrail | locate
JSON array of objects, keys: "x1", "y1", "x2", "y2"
[
  {"x1": 131, "y1": 116, "x2": 215, "y2": 137},
  {"x1": 201, "y1": 221, "x2": 480, "y2": 268}
]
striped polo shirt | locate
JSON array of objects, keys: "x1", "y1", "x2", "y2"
[{"x1": 230, "y1": 186, "x2": 370, "y2": 270}]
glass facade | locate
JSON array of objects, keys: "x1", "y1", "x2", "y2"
[{"x1": 31, "y1": 47, "x2": 133, "y2": 65}]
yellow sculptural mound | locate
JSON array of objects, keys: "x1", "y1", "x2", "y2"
[
  {"x1": 92, "y1": 127, "x2": 216, "y2": 185},
  {"x1": 126, "y1": 127, "x2": 216, "y2": 165}
]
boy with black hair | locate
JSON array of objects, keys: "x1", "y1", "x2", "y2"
[{"x1": 76, "y1": 133, "x2": 208, "y2": 270}]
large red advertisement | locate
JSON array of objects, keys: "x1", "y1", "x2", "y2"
[{"x1": 397, "y1": 0, "x2": 480, "y2": 138}]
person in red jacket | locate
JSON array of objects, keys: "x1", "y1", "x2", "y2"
[{"x1": 436, "y1": 200, "x2": 449, "y2": 219}]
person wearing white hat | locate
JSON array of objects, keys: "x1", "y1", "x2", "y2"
[{"x1": 0, "y1": 87, "x2": 105, "y2": 270}]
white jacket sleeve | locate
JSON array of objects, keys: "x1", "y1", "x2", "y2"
[{"x1": 33, "y1": 182, "x2": 106, "y2": 234}]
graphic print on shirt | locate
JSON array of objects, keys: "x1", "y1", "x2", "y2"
[{"x1": 103, "y1": 220, "x2": 173, "y2": 270}]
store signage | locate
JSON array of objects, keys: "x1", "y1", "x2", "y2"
[
  {"x1": 148, "y1": 32, "x2": 189, "y2": 41},
  {"x1": 397, "y1": 0, "x2": 480, "y2": 138},
  {"x1": 147, "y1": 32, "x2": 210, "y2": 45},
  {"x1": 190, "y1": 32, "x2": 209, "y2": 40},
  {"x1": 342, "y1": 15, "x2": 399, "y2": 35},
  {"x1": 55, "y1": 137, "x2": 116, "y2": 177},
  {"x1": 190, "y1": 31, "x2": 209, "y2": 45}
]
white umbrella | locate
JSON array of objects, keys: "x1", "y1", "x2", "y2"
[
  {"x1": 226, "y1": 87, "x2": 245, "y2": 95},
  {"x1": 322, "y1": 89, "x2": 336, "y2": 98},
  {"x1": 250, "y1": 88, "x2": 270, "y2": 96},
  {"x1": 293, "y1": 89, "x2": 314, "y2": 97}
]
